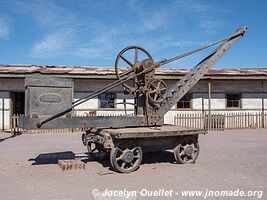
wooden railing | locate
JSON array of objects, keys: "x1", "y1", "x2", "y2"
[
  {"x1": 174, "y1": 112, "x2": 267, "y2": 131},
  {"x1": 11, "y1": 114, "x2": 24, "y2": 133},
  {"x1": 11, "y1": 112, "x2": 267, "y2": 133}
]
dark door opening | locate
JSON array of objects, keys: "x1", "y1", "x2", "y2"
[{"x1": 12, "y1": 92, "x2": 25, "y2": 115}]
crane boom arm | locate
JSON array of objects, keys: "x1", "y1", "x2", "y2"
[{"x1": 155, "y1": 26, "x2": 247, "y2": 117}]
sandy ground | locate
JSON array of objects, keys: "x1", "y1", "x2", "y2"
[{"x1": 0, "y1": 129, "x2": 266, "y2": 200}]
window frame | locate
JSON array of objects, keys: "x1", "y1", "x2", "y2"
[
  {"x1": 177, "y1": 93, "x2": 192, "y2": 109},
  {"x1": 98, "y1": 93, "x2": 116, "y2": 109},
  {"x1": 226, "y1": 93, "x2": 241, "y2": 109}
]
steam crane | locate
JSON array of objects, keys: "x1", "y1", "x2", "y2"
[{"x1": 19, "y1": 27, "x2": 247, "y2": 173}]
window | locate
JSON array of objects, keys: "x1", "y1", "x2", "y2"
[
  {"x1": 99, "y1": 93, "x2": 115, "y2": 108},
  {"x1": 226, "y1": 94, "x2": 241, "y2": 108},
  {"x1": 177, "y1": 94, "x2": 191, "y2": 109}
]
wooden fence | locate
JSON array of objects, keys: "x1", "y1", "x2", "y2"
[
  {"x1": 11, "y1": 112, "x2": 267, "y2": 133},
  {"x1": 174, "y1": 112, "x2": 267, "y2": 131}
]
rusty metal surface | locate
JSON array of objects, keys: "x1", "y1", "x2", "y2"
[
  {"x1": 35, "y1": 63, "x2": 156, "y2": 128},
  {"x1": 102, "y1": 125, "x2": 206, "y2": 139},
  {"x1": 155, "y1": 27, "x2": 247, "y2": 118},
  {"x1": 2, "y1": 67, "x2": 267, "y2": 77},
  {"x1": 0, "y1": 65, "x2": 125, "y2": 75},
  {"x1": 24, "y1": 77, "x2": 73, "y2": 118},
  {"x1": 19, "y1": 115, "x2": 147, "y2": 129}
]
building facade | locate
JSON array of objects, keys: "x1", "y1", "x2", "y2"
[{"x1": 1, "y1": 65, "x2": 267, "y2": 130}]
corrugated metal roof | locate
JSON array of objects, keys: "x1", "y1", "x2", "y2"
[{"x1": 1, "y1": 64, "x2": 267, "y2": 77}]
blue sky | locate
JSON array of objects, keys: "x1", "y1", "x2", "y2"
[{"x1": 0, "y1": 0, "x2": 266, "y2": 69}]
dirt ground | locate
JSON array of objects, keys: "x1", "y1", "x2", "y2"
[{"x1": 0, "y1": 129, "x2": 266, "y2": 200}]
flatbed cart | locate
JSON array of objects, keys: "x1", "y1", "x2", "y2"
[
  {"x1": 19, "y1": 27, "x2": 247, "y2": 173},
  {"x1": 82, "y1": 125, "x2": 206, "y2": 173}
]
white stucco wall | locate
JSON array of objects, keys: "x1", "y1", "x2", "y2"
[
  {"x1": 0, "y1": 92, "x2": 11, "y2": 130},
  {"x1": 192, "y1": 93, "x2": 226, "y2": 110},
  {"x1": 242, "y1": 93, "x2": 267, "y2": 109}
]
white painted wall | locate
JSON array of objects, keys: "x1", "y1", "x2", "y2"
[
  {"x1": 192, "y1": 93, "x2": 226, "y2": 110},
  {"x1": 116, "y1": 93, "x2": 135, "y2": 110},
  {"x1": 0, "y1": 92, "x2": 11, "y2": 130},
  {"x1": 242, "y1": 93, "x2": 267, "y2": 109}
]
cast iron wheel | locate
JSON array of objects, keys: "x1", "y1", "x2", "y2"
[
  {"x1": 174, "y1": 136, "x2": 200, "y2": 164},
  {"x1": 110, "y1": 140, "x2": 143, "y2": 173},
  {"x1": 114, "y1": 46, "x2": 154, "y2": 94}
]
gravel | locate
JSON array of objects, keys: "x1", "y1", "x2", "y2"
[{"x1": 0, "y1": 129, "x2": 266, "y2": 200}]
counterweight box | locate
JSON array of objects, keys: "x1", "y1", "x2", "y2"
[{"x1": 25, "y1": 77, "x2": 73, "y2": 118}]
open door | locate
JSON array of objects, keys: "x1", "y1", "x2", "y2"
[{"x1": 12, "y1": 92, "x2": 25, "y2": 115}]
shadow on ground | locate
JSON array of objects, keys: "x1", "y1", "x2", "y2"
[
  {"x1": 142, "y1": 151, "x2": 175, "y2": 164},
  {"x1": 29, "y1": 151, "x2": 78, "y2": 165},
  {"x1": 0, "y1": 133, "x2": 21, "y2": 143},
  {"x1": 82, "y1": 151, "x2": 175, "y2": 172},
  {"x1": 90, "y1": 150, "x2": 175, "y2": 164},
  {"x1": 29, "y1": 150, "x2": 175, "y2": 170}
]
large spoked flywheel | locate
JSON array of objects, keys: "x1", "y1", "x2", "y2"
[{"x1": 115, "y1": 46, "x2": 154, "y2": 94}]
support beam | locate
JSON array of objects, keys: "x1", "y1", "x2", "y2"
[
  {"x1": 208, "y1": 79, "x2": 212, "y2": 117},
  {"x1": 19, "y1": 115, "x2": 150, "y2": 129},
  {"x1": 262, "y1": 97, "x2": 265, "y2": 128},
  {"x1": 1, "y1": 97, "x2": 4, "y2": 131}
]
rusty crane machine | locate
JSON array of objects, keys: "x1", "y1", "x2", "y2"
[{"x1": 19, "y1": 27, "x2": 247, "y2": 173}]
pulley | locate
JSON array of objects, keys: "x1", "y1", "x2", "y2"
[
  {"x1": 147, "y1": 79, "x2": 167, "y2": 104},
  {"x1": 114, "y1": 46, "x2": 154, "y2": 94}
]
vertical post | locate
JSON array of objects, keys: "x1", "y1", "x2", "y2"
[
  {"x1": 208, "y1": 79, "x2": 211, "y2": 116},
  {"x1": 201, "y1": 98, "x2": 205, "y2": 130},
  {"x1": 262, "y1": 97, "x2": 265, "y2": 128},
  {"x1": 208, "y1": 79, "x2": 212, "y2": 129},
  {"x1": 202, "y1": 97, "x2": 205, "y2": 115},
  {"x1": 2, "y1": 97, "x2": 4, "y2": 131}
]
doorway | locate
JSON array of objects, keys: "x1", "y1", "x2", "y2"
[{"x1": 12, "y1": 92, "x2": 25, "y2": 115}]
